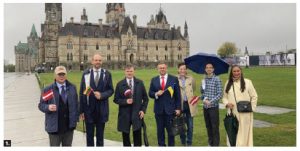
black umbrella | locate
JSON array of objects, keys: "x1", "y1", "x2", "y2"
[
  {"x1": 223, "y1": 109, "x2": 239, "y2": 146},
  {"x1": 184, "y1": 52, "x2": 229, "y2": 75},
  {"x1": 142, "y1": 119, "x2": 149, "y2": 146}
]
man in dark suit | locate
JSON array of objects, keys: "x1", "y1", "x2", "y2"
[
  {"x1": 114, "y1": 64, "x2": 149, "y2": 146},
  {"x1": 79, "y1": 53, "x2": 114, "y2": 146},
  {"x1": 149, "y1": 62, "x2": 181, "y2": 146}
]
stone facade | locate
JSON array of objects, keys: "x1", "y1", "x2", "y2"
[{"x1": 40, "y1": 3, "x2": 190, "y2": 70}]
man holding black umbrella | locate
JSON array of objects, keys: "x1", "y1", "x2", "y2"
[{"x1": 201, "y1": 63, "x2": 223, "y2": 146}]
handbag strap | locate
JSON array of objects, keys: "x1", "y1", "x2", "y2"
[
  {"x1": 232, "y1": 83, "x2": 238, "y2": 104},
  {"x1": 232, "y1": 81, "x2": 251, "y2": 103}
]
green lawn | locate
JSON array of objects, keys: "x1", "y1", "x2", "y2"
[{"x1": 37, "y1": 66, "x2": 296, "y2": 146}]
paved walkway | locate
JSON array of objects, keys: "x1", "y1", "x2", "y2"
[
  {"x1": 219, "y1": 103, "x2": 294, "y2": 115},
  {"x1": 4, "y1": 74, "x2": 122, "y2": 146},
  {"x1": 219, "y1": 103, "x2": 295, "y2": 128}
]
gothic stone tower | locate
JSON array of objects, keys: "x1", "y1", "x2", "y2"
[{"x1": 39, "y1": 3, "x2": 62, "y2": 69}]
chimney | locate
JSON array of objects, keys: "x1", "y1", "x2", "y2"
[
  {"x1": 70, "y1": 17, "x2": 74, "y2": 23},
  {"x1": 133, "y1": 15, "x2": 137, "y2": 29},
  {"x1": 99, "y1": 19, "x2": 103, "y2": 30}
]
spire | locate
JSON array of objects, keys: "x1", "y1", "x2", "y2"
[
  {"x1": 30, "y1": 24, "x2": 38, "y2": 37},
  {"x1": 245, "y1": 46, "x2": 249, "y2": 55},
  {"x1": 81, "y1": 8, "x2": 88, "y2": 24},
  {"x1": 184, "y1": 21, "x2": 189, "y2": 39}
]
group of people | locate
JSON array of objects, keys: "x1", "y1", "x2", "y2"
[{"x1": 38, "y1": 53, "x2": 258, "y2": 147}]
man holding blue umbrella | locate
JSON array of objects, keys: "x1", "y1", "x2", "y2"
[
  {"x1": 201, "y1": 63, "x2": 223, "y2": 146},
  {"x1": 184, "y1": 53, "x2": 228, "y2": 146}
]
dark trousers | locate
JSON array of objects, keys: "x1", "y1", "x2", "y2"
[
  {"x1": 203, "y1": 107, "x2": 220, "y2": 146},
  {"x1": 122, "y1": 129, "x2": 142, "y2": 146},
  {"x1": 85, "y1": 121, "x2": 105, "y2": 146},
  {"x1": 155, "y1": 114, "x2": 174, "y2": 146},
  {"x1": 180, "y1": 102, "x2": 194, "y2": 146},
  {"x1": 48, "y1": 130, "x2": 74, "y2": 146}
]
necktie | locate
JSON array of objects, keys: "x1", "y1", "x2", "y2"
[
  {"x1": 61, "y1": 85, "x2": 66, "y2": 104},
  {"x1": 129, "y1": 79, "x2": 132, "y2": 89},
  {"x1": 95, "y1": 70, "x2": 100, "y2": 86},
  {"x1": 161, "y1": 76, "x2": 165, "y2": 90},
  {"x1": 181, "y1": 78, "x2": 188, "y2": 101}
]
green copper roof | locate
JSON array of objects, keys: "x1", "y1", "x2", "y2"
[
  {"x1": 15, "y1": 41, "x2": 29, "y2": 53},
  {"x1": 30, "y1": 24, "x2": 38, "y2": 37}
]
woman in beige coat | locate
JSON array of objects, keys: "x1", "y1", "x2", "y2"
[{"x1": 222, "y1": 65, "x2": 258, "y2": 146}]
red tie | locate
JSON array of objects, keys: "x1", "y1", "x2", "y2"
[{"x1": 161, "y1": 76, "x2": 165, "y2": 90}]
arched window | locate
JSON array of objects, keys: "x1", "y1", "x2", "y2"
[
  {"x1": 70, "y1": 53, "x2": 73, "y2": 61},
  {"x1": 107, "y1": 44, "x2": 111, "y2": 50},
  {"x1": 67, "y1": 42, "x2": 73, "y2": 49},
  {"x1": 96, "y1": 43, "x2": 99, "y2": 50},
  {"x1": 156, "y1": 45, "x2": 158, "y2": 51},
  {"x1": 84, "y1": 43, "x2": 88, "y2": 50},
  {"x1": 165, "y1": 45, "x2": 168, "y2": 51},
  {"x1": 84, "y1": 54, "x2": 88, "y2": 61},
  {"x1": 178, "y1": 43, "x2": 182, "y2": 51},
  {"x1": 67, "y1": 53, "x2": 69, "y2": 61}
]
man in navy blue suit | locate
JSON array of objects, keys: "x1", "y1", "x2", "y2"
[
  {"x1": 79, "y1": 53, "x2": 114, "y2": 146},
  {"x1": 149, "y1": 62, "x2": 181, "y2": 146}
]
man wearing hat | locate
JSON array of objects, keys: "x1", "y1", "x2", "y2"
[{"x1": 38, "y1": 66, "x2": 79, "y2": 146}]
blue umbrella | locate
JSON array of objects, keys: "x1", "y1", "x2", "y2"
[{"x1": 184, "y1": 52, "x2": 229, "y2": 75}]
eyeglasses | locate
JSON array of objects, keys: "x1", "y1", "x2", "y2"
[{"x1": 57, "y1": 73, "x2": 66, "y2": 76}]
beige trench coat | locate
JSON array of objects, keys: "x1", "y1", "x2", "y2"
[
  {"x1": 222, "y1": 78, "x2": 258, "y2": 146},
  {"x1": 177, "y1": 75, "x2": 198, "y2": 117}
]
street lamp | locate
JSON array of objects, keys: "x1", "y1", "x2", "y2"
[{"x1": 80, "y1": 61, "x2": 84, "y2": 71}]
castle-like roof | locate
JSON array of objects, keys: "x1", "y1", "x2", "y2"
[
  {"x1": 15, "y1": 42, "x2": 28, "y2": 54},
  {"x1": 59, "y1": 20, "x2": 184, "y2": 40}
]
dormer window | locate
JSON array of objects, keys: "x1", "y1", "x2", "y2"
[
  {"x1": 163, "y1": 33, "x2": 169, "y2": 40},
  {"x1": 83, "y1": 29, "x2": 88, "y2": 37},
  {"x1": 144, "y1": 32, "x2": 148, "y2": 39},
  {"x1": 154, "y1": 32, "x2": 159, "y2": 39},
  {"x1": 106, "y1": 30, "x2": 112, "y2": 38}
]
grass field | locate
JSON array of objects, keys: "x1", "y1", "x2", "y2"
[{"x1": 38, "y1": 66, "x2": 296, "y2": 146}]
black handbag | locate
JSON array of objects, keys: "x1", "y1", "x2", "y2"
[
  {"x1": 171, "y1": 114, "x2": 186, "y2": 136},
  {"x1": 236, "y1": 101, "x2": 252, "y2": 112},
  {"x1": 233, "y1": 84, "x2": 253, "y2": 113}
]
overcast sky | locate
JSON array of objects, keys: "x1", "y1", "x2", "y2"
[{"x1": 4, "y1": 3, "x2": 296, "y2": 64}]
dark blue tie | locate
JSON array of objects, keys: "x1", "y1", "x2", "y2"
[{"x1": 61, "y1": 85, "x2": 67, "y2": 104}]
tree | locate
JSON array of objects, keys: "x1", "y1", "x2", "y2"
[
  {"x1": 4, "y1": 64, "x2": 15, "y2": 72},
  {"x1": 217, "y1": 42, "x2": 238, "y2": 57}
]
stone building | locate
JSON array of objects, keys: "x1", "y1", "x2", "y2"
[
  {"x1": 39, "y1": 3, "x2": 190, "y2": 70},
  {"x1": 15, "y1": 25, "x2": 39, "y2": 72}
]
